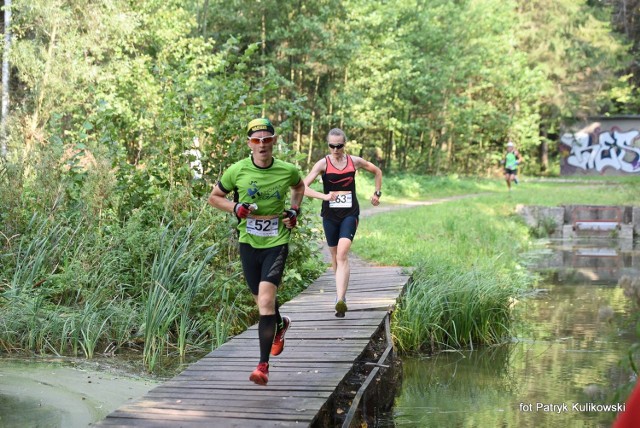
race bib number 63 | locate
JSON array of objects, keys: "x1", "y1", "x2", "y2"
[{"x1": 329, "y1": 191, "x2": 352, "y2": 208}]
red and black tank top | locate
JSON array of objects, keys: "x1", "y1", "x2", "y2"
[{"x1": 321, "y1": 155, "x2": 359, "y2": 220}]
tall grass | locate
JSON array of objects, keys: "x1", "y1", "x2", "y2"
[
  {"x1": 1, "y1": 215, "x2": 68, "y2": 353},
  {"x1": 79, "y1": 311, "x2": 112, "y2": 359},
  {"x1": 143, "y1": 222, "x2": 218, "y2": 371},
  {"x1": 353, "y1": 196, "x2": 533, "y2": 352},
  {"x1": 7, "y1": 215, "x2": 68, "y2": 297},
  {"x1": 394, "y1": 256, "x2": 526, "y2": 352},
  {"x1": 209, "y1": 280, "x2": 248, "y2": 349},
  {"x1": 0, "y1": 148, "x2": 326, "y2": 373}
]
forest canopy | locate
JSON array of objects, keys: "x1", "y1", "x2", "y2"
[
  {"x1": 0, "y1": 0, "x2": 639, "y2": 370},
  {"x1": 1, "y1": 0, "x2": 636, "y2": 178}
]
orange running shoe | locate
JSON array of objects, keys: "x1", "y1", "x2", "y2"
[
  {"x1": 271, "y1": 316, "x2": 291, "y2": 356},
  {"x1": 249, "y1": 362, "x2": 269, "y2": 386}
]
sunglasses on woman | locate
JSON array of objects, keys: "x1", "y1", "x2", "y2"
[
  {"x1": 248, "y1": 135, "x2": 277, "y2": 144},
  {"x1": 328, "y1": 143, "x2": 345, "y2": 150}
]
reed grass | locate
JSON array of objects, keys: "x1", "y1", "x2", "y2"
[
  {"x1": 79, "y1": 311, "x2": 111, "y2": 359},
  {"x1": 210, "y1": 281, "x2": 248, "y2": 349},
  {"x1": 143, "y1": 222, "x2": 218, "y2": 371},
  {"x1": 393, "y1": 256, "x2": 525, "y2": 352},
  {"x1": 8, "y1": 215, "x2": 68, "y2": 297},
  {"x1": 60, "y1": 314, "x2": 79, "y2": 356}
]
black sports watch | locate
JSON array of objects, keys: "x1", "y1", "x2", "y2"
[{"x1": 374, "y1": 190, "x2": 382, "y2": 197}]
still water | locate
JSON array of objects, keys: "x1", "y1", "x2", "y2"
[
  {"x1": 392, "y1": 240, "x2": 639, "y2": 428},
  {"x1": 0, "y1": 359, "x2": 159, "y2": 427}
]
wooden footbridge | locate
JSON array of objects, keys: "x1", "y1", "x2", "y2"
[{"x1": 95, "y1": 259, "x2": 411, "y2": 427}]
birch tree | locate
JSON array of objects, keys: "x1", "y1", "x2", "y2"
[{"x1": 0, "y1": 0, "x2": 10, "y2": 159}]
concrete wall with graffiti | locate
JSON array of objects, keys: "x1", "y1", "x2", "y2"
[{"x1": 559, "y1": 116, "x2": 640, "y2": 175}]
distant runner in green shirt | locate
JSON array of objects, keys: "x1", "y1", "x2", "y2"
[
  {"x1": 208, "y1": 118, "x2": 305, "y2": 386},
  {"x1": 502, "y1": 141, "x2": 523, "y2": 192}
]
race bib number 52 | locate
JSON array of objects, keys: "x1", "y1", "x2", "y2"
[{"x1": 246, "y1": 215, "x2": 279, "y2": 237}]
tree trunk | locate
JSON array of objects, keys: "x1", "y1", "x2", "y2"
[
  {"x1": 540, "y1": 137, "x2": 549, "y2": 173},
  {"x1": 447, "y1": 134, "x2": 454, "y2": 172},
  {"x1": 340, "y1": 68, "x2": 348, "y2": 129},
  {"x1": 261, "y1": 9, "x2": 266, "y2": 116},
  {"x1": 295, "y1": 118, "x2": 301, "y2": 159},
  {"x1": 428, "y1": 129, "x2": 437, "y2": 173},
  {"x1": 0, "y1": 0, "x2": 11, "y2": 159},
  {"x1": 417, "y1": 130, "x2": 425, "y2": 166},
  {"x1": 384, "y1": 127, "x2": 393, "y2": 173},
  {"x1": 307, "y1": 75, "x2": 320, "y2": 165},
  {"x1": 23, "y1": 12, "x2": 57, "y2": 151},
  {"x1": 307, "y1": 109, "x2": 316, "y2": 166},
  {"x1": 199, "y1": 0, "x2": 210, "y2": 38}
]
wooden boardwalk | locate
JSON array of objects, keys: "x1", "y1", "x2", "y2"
[{"x1": 95, "y1": 262, "x2": 410, "y2": 427}]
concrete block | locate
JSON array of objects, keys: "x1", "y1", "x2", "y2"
[
  {"x1": 516, "y1": 205, "x2": 565, "y2": 237},
  {"x1": 562, "y1": 224, "x2": 576, "y2": 239},
  {"x1": 633, "y1": 207, "x2": 640, "y2": 236},
  {"x1": 620, "y1": 225, "x2": 634, "y2": 240}
]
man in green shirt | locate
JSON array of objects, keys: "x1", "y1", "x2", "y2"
[
  {"x1": 208, "y1": 118, "x2": 305, "y2": 385},
  {"x1": 503, "y1": 141, "x2": 523, "y2": 191}
]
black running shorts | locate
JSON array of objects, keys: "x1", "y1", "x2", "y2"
[
  {"x1": 239, "y1": 243, "x2": 289, "y2": 295},
  {"x1": 322, "y1": 216, "x2": 359, "y2": 247}
]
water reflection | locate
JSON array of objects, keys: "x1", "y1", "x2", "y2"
[
  {"x1": 392, "y1": 240, "x2": 639, "y2": 428},
  {"x1": 532, "y1": 239, "x2": 640, "y2": 285}
]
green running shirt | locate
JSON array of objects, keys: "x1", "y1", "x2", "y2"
[
  {"x1": 505, "y1": 152, "x2": 518, "y2": 169},
  {"x1": 219, "y1": 156, "x2": 302, "y2": 248}
]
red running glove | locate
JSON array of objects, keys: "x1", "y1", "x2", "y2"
[
  {"x1": 234, "y1": 202, "x2": 252, "y2": 219},
  {"x1": 283, "y1": 206, "x2": 300, "y2": 229}
]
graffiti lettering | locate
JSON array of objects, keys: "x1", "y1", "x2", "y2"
[{"x1": 560, "y1": 128, "x2": 640, "y2": 173}]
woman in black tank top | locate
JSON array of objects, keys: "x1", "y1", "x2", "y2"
[{"x1": 303, "y1": 128, "x2": 383, "y2": 317}]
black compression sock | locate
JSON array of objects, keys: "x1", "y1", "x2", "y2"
[
  {"x1": 275, "y1": 298, "x2": 283, "y2": 331},
  {"x1": 258, "y1": 314, "x2": 277, "y2": 363}
]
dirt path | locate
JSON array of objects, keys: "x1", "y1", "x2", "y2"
[{"x1": 360, "y1": 192, "x2": 489, "y2": 218}]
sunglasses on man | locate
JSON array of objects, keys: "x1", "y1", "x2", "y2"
[
  {"x1": 248, "y1": 135, "x2": 277, "y2": 144},
  {"x1": 328, "y1": 143, "x2": 345, "y2": 150}
]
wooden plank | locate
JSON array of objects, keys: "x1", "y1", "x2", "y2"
[
  {"x1": 185, "y1": 364, "x2": 353, "y2": 372},
  {"x1": 111, "y1": 398, "x2": 328, "y2": 413},
  {"x1": 100, "y1": 415, "x2": 310, "y2": 428},
  {"x1": 240, "y1": 323, "x2": 385, "y2": 333},
  {"x1": 190, "y1": 356, "x2": 358, "y2": 366},
  {"x1": 99, "y1": 420, "x2": 304, "y2": 428},
  {"x1": 113, "y1": 397, "x2": 328, "y2": 413},
  {"x1": 229, "y1": 331, "x2": 378, "y2": 340},
  {"x1": 110, "y1": 397, "x2": 326, "y2": 418},
  {"x1": 95, "y1": 259, "x2": 410, "y2": 428},
  {"x1": 146, "y1": 389, "x2": 332, "y2": 400},
  {"x1": 163, "y1": 372, "x2": 348, "y2": 385},
  {"x1": 106, "y1": 407, "x2": 315, "y2": 422}
]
